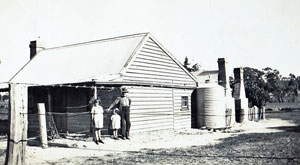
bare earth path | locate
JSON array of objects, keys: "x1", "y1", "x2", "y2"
[{"x1": 1, "y1": 111, "x2": 300, "y2": 164}]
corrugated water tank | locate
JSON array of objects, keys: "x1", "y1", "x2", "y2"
[{"x1": 193, "y1": 83, "x2": 226, "y2": 129}]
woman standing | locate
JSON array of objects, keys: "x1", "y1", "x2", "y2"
[{"x1": 91, "y1": 99, "x2": 104, "y2": 144}]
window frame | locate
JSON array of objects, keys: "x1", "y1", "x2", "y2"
[{"x1": 181, "y1": 96, "x2": 189, "y2": 111}]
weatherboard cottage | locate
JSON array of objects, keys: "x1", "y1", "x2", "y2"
[{"x1": 10, "y1": 33, "x2": 198, "y2": 136}]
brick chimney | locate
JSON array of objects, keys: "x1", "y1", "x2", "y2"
[
  {"x1": 233, "y1": 67, "x2": 249, "y2": 123},
  {"x1": 233, "y1": 67, "x2": 246, "y2": 99},
  {"x1": 218, "y1": 58, "x2": 231, "y2": 97},
  {"x1": 29, "y1": 40, "x2": 45, "y2": 59},
  {"x1": 218, "y1": 58, "x2": 227, "y2": 88},
  {"x1": 29, "y1": 41, "x2": 37, "y2": 59}
]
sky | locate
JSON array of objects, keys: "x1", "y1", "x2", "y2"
[{"x1": 1, "y1": 0, "x2": 300, "y2": 82}]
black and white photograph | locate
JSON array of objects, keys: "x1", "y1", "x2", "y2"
[{"x1": 0, "y1": 0, "x2": 300, "y2": 164}]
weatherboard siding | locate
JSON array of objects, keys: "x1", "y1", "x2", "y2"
[
  {"x1": 123, "y1": 38, "x2": 196, "y2": 87},
  {"x1": 126, "y1": 86, "x2": 193, "y2": 132},
  {"x1": 127, "y1": 87, "x2": 174, "y2": 132},
  {"x1": 173, "y1": 89, "x2": 193, "y2": 129}
]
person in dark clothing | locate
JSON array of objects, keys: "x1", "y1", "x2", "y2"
[{"x1": 107, "y1": 88, "x2": 131, "y2": 140}]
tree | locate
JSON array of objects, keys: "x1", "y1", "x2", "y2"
[
  {"x1": 262, "y1": 67, "x2": 284, "y2": 102},
  {"x1": 192, "y1": 63, "x2": 200, "y2": 72},
  {"x1": 286, "y1": 73, "x2": 298, "y2": 102},
  {"x1": 183, "y1": 56, "x2": 191, "y2": 72},
  {"x1": 231, "y1": 66, "x2": 299, "y2": 104},
  {"x1": 297, "y1": 76, "x2": 300, "y2": 89},
  {"x1": 183, "y1": 56, "x2": 200, "y2": 72},
  {"x1": 243, "y1": 67, "x2": 269, "y2": 107}
]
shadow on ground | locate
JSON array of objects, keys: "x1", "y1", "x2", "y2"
[
  {"x1": 267, "y1": 126, "x2": 300, "y2": 133},
  {"x1": 28, "y1": 139, "x2": 71, "y2": 148},
  {"x1": 46, "y1": 131, "x2": 300, "y2": 165},
  {"x1": 42, "y1": 111, "x2": 300, "y2": 164}
]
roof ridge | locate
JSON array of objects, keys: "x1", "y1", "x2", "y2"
[{"x1": 45, "y1": 32, "x2": 149, "y2": 51}]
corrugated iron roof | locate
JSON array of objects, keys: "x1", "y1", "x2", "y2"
[{"x1": 10, "y1": 33, "x2": 148, "y2": 85}]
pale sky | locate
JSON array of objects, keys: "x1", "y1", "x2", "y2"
[{"x1": 1, "y1": 0, "x2": 300, "y2": 82}]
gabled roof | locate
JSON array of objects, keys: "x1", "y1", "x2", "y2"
[{"x1": 10, "y1": 33, "x2": 197, "y2": 86}]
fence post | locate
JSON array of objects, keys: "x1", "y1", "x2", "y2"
[
  {"x1": 37, "y1": 103, "x2": 48, "y2": 148},
  {"x1": 94, "y1": 86, "x2": 97, "y2": 99},
  {"x1": 261, "y1": 106, "x2": 266, "y2": 120},
  {"x1": 5, "y1": 84, "x2": 28, "y2": 165}
]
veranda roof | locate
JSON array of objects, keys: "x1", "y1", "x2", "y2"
[{"x1": 10, "y1": 33, "x2": 147, "y2": 85}]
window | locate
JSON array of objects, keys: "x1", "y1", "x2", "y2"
[{"x1": 181, "y1": 96, "x2": 188, "y2": 110}]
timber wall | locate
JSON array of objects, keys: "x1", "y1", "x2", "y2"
[
  {"x1": 126, "y1": 86, "x2": 193, "y2": 132},
  {"x1": 173, "y1": 89, "x2": 193, "y2": 129},
  {"x1": 128, "y1": 86, "x2": 174, "y2": 132},
  {"x1": 123, "y1": 37, "x2": 196, "y2": 87}
]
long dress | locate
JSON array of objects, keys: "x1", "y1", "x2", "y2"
[{"x1": 91, "y1": 105, "x2": 104, "y2": 128}]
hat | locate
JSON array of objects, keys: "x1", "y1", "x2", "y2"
[
  {"x1": 121, "y1": 88, "x2": 128, "y2": 93},
  {"x1": 113, "y1": 108, "x2": 119, "y2": 113}
]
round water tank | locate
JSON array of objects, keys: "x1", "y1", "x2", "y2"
[{"x1": 193, "y1": 83, "x2": 226, "y2": 129}]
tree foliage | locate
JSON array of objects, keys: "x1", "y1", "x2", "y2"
[
  {"x1": 262, "y1": 67, "x2": 284, "y2": 102},
  {"x1": 183, "y1": 56, "x2": 200, "y2": 72},
  {"x1": 230, "y1": 67, "x2": 299, "y2": 107},
  {"x1": 243, "y1": 67, "x2": 269, "y2": 107},
  {"x1": 285, "y1": 73, "x2": 298, "y2": 102},
  {"x1": 183, "y1": 56, "x2": 299, "y2": 104},
  {"x1": 261, "y1": 68, "x2": 299, "y2": 103}
]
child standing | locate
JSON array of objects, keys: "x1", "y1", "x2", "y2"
[{"x1": 111, "y1": 108, "x2": 121, "y2": 140}]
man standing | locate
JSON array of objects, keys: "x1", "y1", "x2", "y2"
[{"x1": 108, "y1": 88, "x2": 131, "y2": 140}]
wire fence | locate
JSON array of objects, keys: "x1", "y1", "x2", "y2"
[
  {"x1": 0, "y1": 102, "x2": 289, "y2": 144},
  {"x1": 1, "y1": 110, "x2": 300, "y2": 164},
  {"x1": 0, "y1": 111, "x2": 269, "y2": 139}
]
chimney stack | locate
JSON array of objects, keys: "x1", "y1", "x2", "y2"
[
  {"x1": 29, "y1": 40, "x2": 45, "y2": 59},
  {"x1": 233, "y1": 67, "x2": 249, "y2": 123},
  {"x1": 218, "y1": 58, "x2": 227, "y2": 88},
  {"x1": 218, "y1": 58, "x2": 231, "y2": 97},
  {"x1": 29, "y1": 41, "x2": 37, "y2": 59},
  {"x1": 218, "y1": 58, "x2": 236, "y2": 126},
  {"x1": 233, "y1": 67, "x2": 246, "y2": 99}
]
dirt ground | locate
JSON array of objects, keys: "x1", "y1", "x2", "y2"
[{"x1": 1, "y1": 111, "x2": 300, "y2": 164}]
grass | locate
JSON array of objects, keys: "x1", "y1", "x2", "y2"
[{"x1": 265, "y1": 102, "x2": 300, "y2": 111}]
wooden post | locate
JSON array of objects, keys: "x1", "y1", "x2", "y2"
[
  {"x1": 48, "y1": 89, "x2": 59, "y2": 138},
  {"x1": 94, "y1": 86, "x2": 97, "y2": 99},
  {"x1": 5, "y1": 84, "x2": 28, "y2": 165},
  {"x1": 261, "y1": 106, "x2": 266, "y2": 120},
  {"x1": 37, "y1": 103, "x2": 48, "y2": 148}
]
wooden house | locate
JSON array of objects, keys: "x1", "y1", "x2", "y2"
[
  {"x1": 10, "y1": 33, "x2": 198, "y2": 136},
  {"x1": 193, "y1": 70, "x2": 219, "y2": 84}
]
